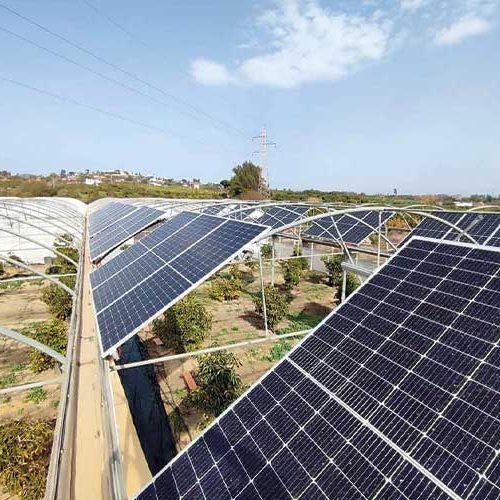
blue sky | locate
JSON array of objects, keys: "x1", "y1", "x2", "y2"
[{"x1": 0, "y1": 0, "x2": 499, "y2": 195}]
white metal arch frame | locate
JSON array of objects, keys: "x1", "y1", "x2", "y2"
[
  {"x1": 23, "y1": 198, "x2": 85, "y2": 225},
  {"x1": 0, "y1": 202, "x2": 82, "y2": 242},
  {"x1": 0, "y1": 226, "x2": 78, "y2": 268}
]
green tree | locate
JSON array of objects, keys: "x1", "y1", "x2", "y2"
[
  {"x1": 209, "y1": 277, "x2": 242, "y2": 302},
  {"x1": 190, "y1": 349, "x2": 244, "y2": 417},
  {"x1": 252, "y1": 285, "x2": 289, "y2": 331},
  {"x1": 260, "y1": 243, "x2": 273, "y2": 259},
  {"x1": 229, "y1": 161, "x2": 263, "y2": 197},
  {"x1": 334, "y1": 273, "x2": 360, "y2": 302},
  {"x1": 22, "y1": 319, "x2": 67, "y2": 373},
  {"x1": 292, "y1": 244, "x2": 309, "y2": 270},
  {"x1": 41, "y1": 276, "x2": 75, "y2": 320},
  {"x1": 152, "y1": 295, "x2": 212, "y2": 353},
  {"x1": 280, "y1": 259, "x2": 303, "y2": 289},
  {"x1": 321, "y1": 255, "x2": 343, "y2": 286}
]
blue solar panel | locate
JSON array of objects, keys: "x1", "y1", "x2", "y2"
[
  {"x1": 304, "y1": 210, "x2": 393, "y2": 244},
  {"x1": 91, "y1": 213, "x2": 268, "y2": 355},
  {"x1": 88, "y1": 202, "x2": 137, "y2": 237},
  {"x1": 89, "y1": 206, "x2": 164, "y2": 262},
  {"x1": 256, "y1": 205, "x2": 310, "y2": 229},
  {"x1": 135, "y1": 237, "x2": 500, "y2": 499}
]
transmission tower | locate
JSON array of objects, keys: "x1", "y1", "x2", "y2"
[{"x1": 253, "y1": 127, "x2": 276, "y2": 198}]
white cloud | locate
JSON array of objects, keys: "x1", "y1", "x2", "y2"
[
  {"x1": 434, "y1": 16, "x2": 492, "y2": 45},
  {"x1": 190, "y1": 0, "x2": 498, "y2": 88},
  {"x1": 190, "y1": 59, "x2": 234, "y2": 85}
]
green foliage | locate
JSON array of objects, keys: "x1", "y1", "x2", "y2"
[
  {"x1": 22, "y1": 319, "x2": 67, "y2": 373},
  {"x1": 0, "y1": 419, "x2": 54, "y2": 500},
  {"x1": 8, "y1": 254, "x2": 24, "y2": 264},
  {"x1": 321, "y1": 255, "x2": 343, "y2": 286},
  {"x1": 252, "y1": 285, "x2": 290, "y2": 331},
  {"x1": 334, "y1": 273, "x2": 360, "y2": 302},
  {"x1": 190, "y1": 349, "x2": 244, "y2": 417},
  {"x1": 292, "y1": 244, "x2": 309, "y2": 270},
  {"x1": 152, "y1": 295, "x2": 212, "y2": 353},
  {"x1": 229, "y1": 161, "x2": 263, "y2": 198},
  {"x1": 267, "y1": 340, "x2": 293, "y2": 361},
  {"x1": 25, "y1": 388, "x2": 47, "y2": 405},
  {"x1": 209, "y1": 277, "x2": 242, "y2": 302},
  {"x1": 41, "y1": 276, "x2": 75, "y2": 320},
  {"x1": 280, "y1": 259, "x2": 303, "y2": 289},
  {"x1": 260, "y1": 243, "x2": 273, "y2": 259},
  {"x1": 0, "y1": 262, "x2": 4, "y2": 276},
  {"x1": 0, "y1": 372, "x2": 16, "y2": 389}
]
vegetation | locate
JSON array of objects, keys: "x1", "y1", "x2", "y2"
[
  {"x1": 190, "y1": 349, "x2": 244, "y2": 417},
  {"x1": 228, "y1": 161, "x2": 264, "y2": 199},
  {"x1": 50, "y1": 234, "x2": 79, "y2": 274},
  {"x1": 321, "y1": 255, "x2": 343, "y2": 286},
  {"x1": 41, "y1": 275, "x2": 75, "y2": 320},
  {"x1": 22, "y1": 319, "x2": 67, "y2": 373},
  {"x1": 292, "y1": 244, "x2": 309, "y2": 270},
  {"x1": 334, "y1": 273, "x2": 360, "y2": 302},
  {"x1": 209, "y1": 276, "x2": 242, "y2": 302},
  {"x1": 260, "y1": 243, "x2": 273, "y2": 259},
  {"x1": 152, "y1": 295, "x2": 212, "y2": 353},
  {"x1": 0, "y1": 419, "x2": 54, "y2": 500},
  {"x1": 25, "y1": 388, "x2": 47, "y2": 405},
  {"x1": 267, "y1": 340, "x2": 293, "y2": 361},
  {"x1": 280, "y1": 259, "x2": 303, "y2": 289},
  {"x1": 252, "y1": 285, "x2": 290, "y2": 331}
]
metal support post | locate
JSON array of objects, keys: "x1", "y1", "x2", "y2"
[
  {"x1": 341, "y1": 269, "x2": 347, "y2": 303},
  {"x1": 258, "y1": 250, "x2": 269, "y2": 336},
  {"x1": 271, "y1": 237, "x2": 275, "y2": 286},
  {"x1": 310, "y1": 242, "x2": 314, "y2": 270},
  {"x1": 377, "y1": 212, "x2": 382, "y2": 267}
]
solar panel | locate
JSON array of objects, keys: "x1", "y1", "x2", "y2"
[
  {"x1": 402, "y1": 212, "x2": 500, "y2": 247},
  {"x1": 91, "y1": 212, "x2": 268, "y2": 356},
  {"x1": 89, "y1": 206, "x2": 164, "y2": 262},
  {"x1": 304, "y1": 210, "x2": 393, "y2": 245},
  {"x1": 256, "y1": 205, "x2": 310, "y2": 229},
  {"x1": 88, "y1": 201, "x2": 137, "y2": 237},
  {"x1": 135, "y1": 237, "x2": 500, "y2": 500}
]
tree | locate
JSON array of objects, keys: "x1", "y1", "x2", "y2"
[
  {"x1": 292, "y1": 244, "x2": 309, "y2": 270},
  {"x1": 152, "y1": 295, "x2": 212, "y2": 353},
  {"x1": 189, "y1": 349, "x2": 244, "y2": 417},
  {"x1": 321, "y1": 255, "x2": 343, "y2": 286},
  {"x1": 280, "y1": 259, "x2": 303, "y2": 289},
  {"x1": 50, "y1": 234, "x2": 79, "y2": 274},
  {"x1": 220, "y1": 179, "x2": 230, "y2": 189},
  {"x1": 334, "y1": 273, "x2": 360, "y2": 303},
  {"x1": 260, "y1": 243, "x2": 272, "y2": 259},
  {"x1": 252, "y1": 285, "x2": 289, "y2": 331},
  {"x1": 41, "y1": 276, "x2": 75, "y2": 320},
  {"x1": 229, "y1": 161, "x2": 263, "y2": 198},
  {"x1": 22, "y1": 319, "x2": 67, "y2": 373},
  {"x1": 209, "y1": 277, "x2": 242, "y2": 302}
]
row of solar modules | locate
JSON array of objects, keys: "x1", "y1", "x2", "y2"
[
  {"x1": 89, "y1": 205, "x2": 164, "y2": 262},
  {"x1": 135, "y1": 236, "x2": 500, "y2": 500},
  {"x1": 90, "y1": 212, "x2": 269, "y2": 356},
  {"x1": 88, "y1": 201, "x2": 137, "y2": 237},
  {"x1": 303, "y1": 210, "x2": 394, "y2": 245},
  {"x1": 402, "y1": 211, "x2": 500, "y2": 247}
]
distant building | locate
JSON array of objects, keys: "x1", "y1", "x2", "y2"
[
  {"x1": 85, "y1": 177, "x2": 102, "y2": 186},
  {"x1": 454, "y1": 201, "x2": 474, "y2": 208}
]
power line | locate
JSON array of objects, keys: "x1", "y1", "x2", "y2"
[
  {"x1": 0, "y1": 2, "x2": 246, "y2": 140},
  {"x1": 79, "y1": 0, "x2": 251, "y2": 138}
]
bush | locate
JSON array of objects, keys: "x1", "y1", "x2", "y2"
[
  {"x1": 0, "y1": 419, "x2": 54, "y2": 500},
  {"x1": 189, "y1": 349, "x2": 244, "y2": 417},
  {"x1": 280, "y1": 259, "x2": 303, "y2": 289},
  {"x1": 228, "y1": 264, "x2": 242, "y2": 281},
  {"x1": 267, "y1": 340, "x2": 293, "y2": 361},
  {"x1": 0, "y1": 262, "x2": 4, "y2": 276},
  {"x1": 334, "y1": 273, "x2": 360, "y2": 303},
  {"x1": 152, "y1": 295, "x2": 212, "y2": 353},
  {"x1": 8, "y1": 254, "x2": 24, "y2": 264},
  {"x1": 252, "y1": 285, "x2": 289, "y2": 331},
  {"x1": 22, "y1": 319, "x2": 67, "y2": 373},
  {"x1": 292, "y1": 244, "x2": 309, "y2": 271},
  {"x1": 41, "y1": 275, "x2": 75, "y2": 320},
  {"x1": 260, "y1": 243, "x2": 272, "y2": 259},
  {"x1": 321, "y1": 255, "x2": 343, "y2": 286},
  {"x1": 209, "y1": 277, "x2": 242, "y2": 302}
]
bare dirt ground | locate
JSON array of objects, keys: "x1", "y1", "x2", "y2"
[{"x1": 141, "y1": 262, "x2": 336, "y2": 452}]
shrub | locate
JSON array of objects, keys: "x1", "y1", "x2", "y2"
[
  {"x1": 321, "y1": 255, "x2": 343, "y2": 286},
  {"x1": 0, "y1": 419, "x2": 54, "y2": 500},
  {"x1": 209, "y1": 277, "x2": 242, "y2": 302},
  {"x1": 252, "y1": 285, "x2": 289, "y2": 331},
  {"x1": 8, "y1": 254, "x2": 24, "y2": 264},
  {"x1": 267, "y1": 340, "x2": 293, "y2": 361},
  {"x1": 22, "y1": 319, "x2": 67, "y2": 373},
  {"x1": 152, "y1": 295, "x2": 212, "y2": 353},
  {"x1": 41, "y1": 275, "x2": 75, "y2": 320},
  {"x1": 25, "y1": 388, "x2": 47, "y2": 405},
  {"x1": 189, "y1": 349, "x2": 244, "y2": 417},
  {"x1": 334, "y1": 273, "x2": 360, "y2": 303},
  {"x1": 292, "y1": 244, "x2": 309, "y2": 270},
  {"x1": 280, "y1": 259, "x2": 303, "y2": 289},
  {"x1": 228, "y1": 264, "x2": 242, "y2": 281},
  {"x1": 260, "y1": 243, "x2": 272, "y2": 259},
  {"x1": 243, "y1": 252, "x2": 256, "y2": 271},
  {"x1": 0, "y1": 262, "x2": 4, "y2": 276}
]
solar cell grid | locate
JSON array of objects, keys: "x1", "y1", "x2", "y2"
[
  {"x1": 88, "y1": 202, "x2": 137, "y2": 237},
  {"x1": 91, "y1": 212, "x2": 268, "y2": 355},
  {"x1": 135, "y1": 237, "x2": 500, "y2": 500}
]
